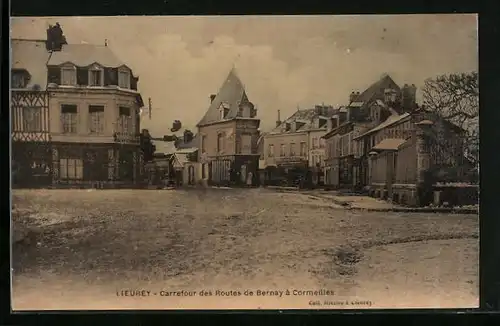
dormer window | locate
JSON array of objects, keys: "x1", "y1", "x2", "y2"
[
  {"x1": 61, "y1": 65, "x2": 76, "y2": 86},
  {"x1": 89, "y1": 65, "x2": 103, "y2": 86},
  {"x1": 11, "y1": 70, "x2": 28, "y2": 88},
  {"x1": 219, "y1": 102, "x2": 230, "y2": 120},
  {"x1": 319, "y1": 118, "x2": 327, "y2": 128},
  {"x1": 118, "y1": 68, "x2": 130, "y2": 88}
]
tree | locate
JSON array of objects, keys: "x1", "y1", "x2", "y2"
[
  {"x1": 421, "y1": 71, "x2": 479, "y2": 166},
  {"x1": 140, "y1": 129, "x2": 156, "y2": 162}
]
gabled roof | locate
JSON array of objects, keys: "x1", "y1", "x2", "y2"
[
  {"x1": 350, "y1": 74, "x2": 401, "y2": 108},
  {"x1": 354, "y1": 113, "x2": 411, "y2": 140},
  {"x1": 197, "y1": 68, "x2": 249, "y2": 127},
  {"x1": 47, "y1": 43, "x2": 126, "y2": 68},
  {"x1": 11, "y1": 39, "x2": 51, "y2": 90},
  {"x1": 322, "y1": 121, "x2": 353, "y2": 139}
]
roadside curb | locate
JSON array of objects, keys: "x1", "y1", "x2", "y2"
[
  {"x1": 270, "y1": 190, "x2": 479, "y2": 214},
  {"x1": 344, "y1": 207, "x2": 479, "y2": 214}
]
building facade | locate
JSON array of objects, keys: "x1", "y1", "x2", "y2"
[
  {"x1": 11, "y1": 24, "x2": 144, "y2": 188},
  {"x1": 364, "y1": 108, "x2": 475, "y2": 207},
  {"x1": 262, "y1": 105, "x2": 336, "y2": 187},
  {"x1": 196, "y1": 68, "x2": 261, "y2": 186},
  {"x1": 322, "y1": 74, "x2": 417, "y2": 191}
]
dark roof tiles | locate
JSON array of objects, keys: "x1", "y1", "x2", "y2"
[
  {"x1": 11, "y1": 39, "x2": 51, "y2": 90},
  {"x1": 197, "y1": 68, "x2": 249, "y2": 126}
]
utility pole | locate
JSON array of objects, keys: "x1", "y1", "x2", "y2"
[{"x1": 148, "y1": 97, "x2": 152, "y2": 120}]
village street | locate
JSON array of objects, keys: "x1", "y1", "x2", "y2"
[{"x1": 12, "y1": 188, "x2": 478, "y2": 310}]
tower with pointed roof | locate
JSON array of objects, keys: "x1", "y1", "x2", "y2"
[{"x1": 197, "y1": 67, "x2": 261, "y2": 187}]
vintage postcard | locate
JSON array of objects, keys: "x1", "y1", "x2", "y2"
[{"x1": 10, "y1": 14, "x2": 479, "y2": 310}]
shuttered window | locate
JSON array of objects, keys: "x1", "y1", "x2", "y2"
[
  {"x1": 89, "y1": 105, "x2": 105, "y2": 133},
  {"x1": 118, "y1": 106, "x2": 131, "y2": 134},
  {"x1": 61, "y1": 104, "x2": 77, "y2": 134}
]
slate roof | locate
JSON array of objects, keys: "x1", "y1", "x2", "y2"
[
  {"x1": 372, "y1": 138, "x2": 407, "y2": 151},
  {"x1": 176, "y1": 134, "x2": 199, "y2": 149},
  {"x1": 354, "y1": 113, "x2": 411, "y2": 139},
  {"x1": 11, "y1": 39, "x2": 51, "y2": 90},
  {"x1": 197, "y1": 68, "x2": 250, "y2": 126},
  {"x1": 269, "y1": 108, "x2": 338, "y2": 135},
  {"x1": 47, "y1": 43, "x2": 126, "y2": 68},
  {"x1": 152, "y1": 140, "x2": 177, "y2": 155},
  {"x1": 350, "y1": 74, "x2": 401, "y2": 108}
]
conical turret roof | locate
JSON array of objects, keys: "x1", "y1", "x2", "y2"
[{"x1": 197, "y1": 67, "x2": 249, "y2": 126}]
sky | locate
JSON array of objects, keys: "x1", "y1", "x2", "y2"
[{"x1": 11, "y1": 15, "x2": 478, "y2": 136}]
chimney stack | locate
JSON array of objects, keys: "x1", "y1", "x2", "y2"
[
  {"x1": 276, "y1": 110, "x2": 282, "y2": 128},
  {"x1": 210, "y1": 94, "x2": 216, "y2": 103},
  {"x1": 46, "y1": 22, "x2": 67, "y2": 52},
  {"x1": 349, "y1": 91, "x2": 359, "y2": 103}
]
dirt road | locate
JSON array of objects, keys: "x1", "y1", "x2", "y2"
[{"x1": 11, "y1": 188, "x2": 479, "y2": 310}]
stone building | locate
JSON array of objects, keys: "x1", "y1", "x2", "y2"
[
  {"x1": 196, "y1": 68, "x2": 261, "y2": 186},
  {"x1": 322, "y1": 74, "x2": 416, "y2": 190},
  {"x1": 11, "y1": 23, "x2": 144, "y2": 188},
  {"x1": 262, "y1": 105, "x2": 336, "y2": 187},
  {"x1": 363, "y1": 108, "x2": 476, "y2": 207}
]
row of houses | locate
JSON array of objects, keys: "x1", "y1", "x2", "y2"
[
  {"x1": 12, "y1": 23, "x2": 477, "y2": 206},
  {"x1": 11, "y1": 23, "x2": 145, "y2": 188},
  {"x1": 256, "y1": 74, "x2": 477, "y2": 206},
  {"x1": 320, "y1": 75, "x2": 477, "y2": 206}
]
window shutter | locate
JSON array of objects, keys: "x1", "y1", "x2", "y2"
[
  {"x1": 131, "y1": 76, "x2": 138, "y2": 90},
  {"x1": 104, "y1": 68, "x2": 118, "y2": 86},
  {"x1": 76, "y1": 67, "x2": 88, "y2": 85},
  {"x1": 47, "y1": 66, "x2": 61, "y2": 85}
]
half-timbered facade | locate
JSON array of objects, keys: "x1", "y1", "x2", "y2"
[{"x1": 11, "y1": 24, "x2": 144, "y2": 188}]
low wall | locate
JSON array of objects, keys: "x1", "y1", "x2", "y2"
[
  {"x1": 368, "y1": 182, "x2": 478, "y2": 207},
  {"x1": 434, "y1": 184, "x2": 479, "y2": 206}
]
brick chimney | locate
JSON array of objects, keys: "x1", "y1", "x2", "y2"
[
  {"x1": 276, "y1": 110, "x2": 282, "y2": 128},
  {"x1": 46, "y1": 22, "x2": 67, "y2": 51}
]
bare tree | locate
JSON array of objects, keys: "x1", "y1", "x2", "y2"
[{"x1": 422, "y1": 71, "x2": 479, "y2": 165}]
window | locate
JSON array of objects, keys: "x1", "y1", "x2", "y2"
[
  {"x1": 217, "y1": 133, "x2": 225, "y2": 153},
  {"x1": 61, "y1": 67, "x2": 76, "y2": 85},
  {"x1": 290, "y1": 143, "x2": 296, "y2": 156},
  {"x1": 89, "y1": 105, "x2": 105, "y2": 134},
  {"x1": 23, "y1": 107, "x2": 42, "y2": 132},
  {"x1": 61, "y1": 104, "x2": 77, "y2": 134},
  {"x1": 118, "y1": 106, "x2": 131, "y2": 134},
  {"x1": 280, "y1": 144, "x2": 286, "y2": 157},
  {"x1": 237, "y1": 106, "x2": 244, "y2": 117},
  {"x1": 11, "y1": 72, "x2": 26, "y2": 88},
  {"x1": 268, "y1": 144, "x2": 274, "y2": 157},
  {"x1": 300, "y1": 142, "x2": 306, "y2": 156},
  {"x1": 118, "y1": 69, "x2": 130, "y2": 88},
  {"x1": 201, "y1": 135, "x2": 206, "y2": 153},
  {"x1": 319, "y1": 138, "x2": 325, "y2": 148},
  {"x1": 89, "y1": 68, "x2": 103, "y2": 86},
  {"x1": 312, "y1": 137, "x2": 318, "y2": 149},
  {"x1": 219, "y1": 102, "x2": 230, "y2": 120},
  {"x1": 59, "y1": 158, "x2": 83, "y2": 180}
]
